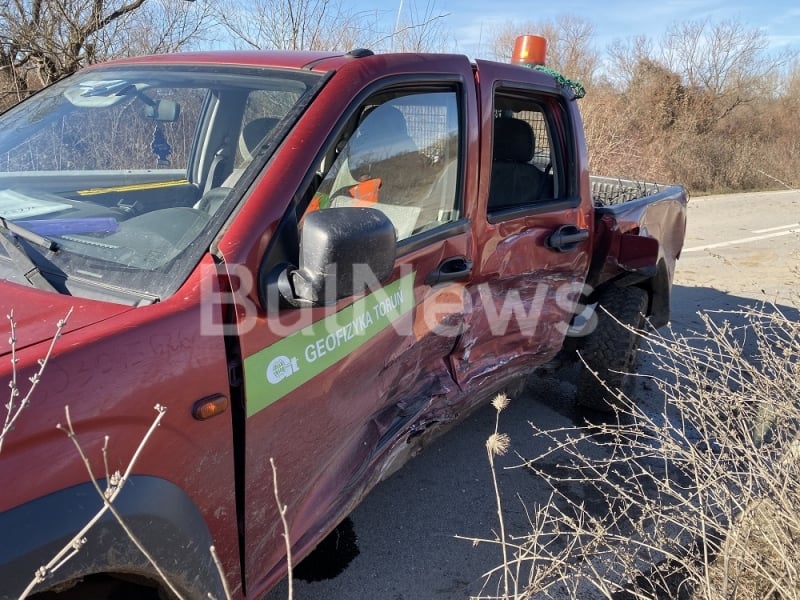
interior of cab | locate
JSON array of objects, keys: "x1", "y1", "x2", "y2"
[
  {"x1": 488, "y1": 116, "x2": 553, "y2": 209},
  {"x1": 487, "y1": 94, "x2": 558, "y2": 213},
  {"x1": 302, "y1": 89, "x2": 461, "y2": 242},
  {"x1": 0, "y1": 65, "x2": 320, "y2": 300}
]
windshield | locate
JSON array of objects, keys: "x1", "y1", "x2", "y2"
[{"x1": 0, "y1": 63, "x2": 322, "y2": 303}]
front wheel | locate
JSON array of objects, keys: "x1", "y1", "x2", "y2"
[{"x1": 576, "y1": 286, "x2": 649, "y2": 412}]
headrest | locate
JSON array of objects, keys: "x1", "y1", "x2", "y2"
[
  {"x1": 349, "y1": 105, "x2": 417, "y2": 169},
  {"x1": 239, "y1": 117, "x2": 280, "y2": 161},
  {"x1": 493, "y1": 117, "x2": 535, "y2": 163}
]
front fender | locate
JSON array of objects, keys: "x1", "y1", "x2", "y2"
[{"x1": 0, "y1": 476, "x2": 227, "y2": 599}]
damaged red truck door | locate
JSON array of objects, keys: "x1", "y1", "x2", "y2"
[
  {"x1": 450, "y1": 58, "x2": 595, "y2": 388},
  {"x1": 224, "y1": 54, "x2": 479, "y2": 593}
]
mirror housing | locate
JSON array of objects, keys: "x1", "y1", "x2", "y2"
[
  {"x1": 269, "y1": 207, "x2": 397, "y2": 307},
  {"x1": 143, "y1": 99, "x2": 181, "y2": 122}
]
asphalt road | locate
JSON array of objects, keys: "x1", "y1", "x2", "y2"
[{"x1": 264, "y1": 189, "x2": 800, "y2": 600}]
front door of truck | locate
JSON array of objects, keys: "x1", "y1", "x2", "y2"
[
  {"x1": 224, "y1": 56, "x2": 478, "y2": 594},
  {"x1": 450, "y1": 60, "x2": 594, "y2": 388}
]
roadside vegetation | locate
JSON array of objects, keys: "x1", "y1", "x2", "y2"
[
  {"x1": 470, "y1": 298, "x2": 800, "y2": 600},
  {"x1": 0, "y1": 2, "x2": 797, "y2": 194}
]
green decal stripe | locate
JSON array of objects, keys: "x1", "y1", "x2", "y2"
[{"x1": 244, "y1": 272, "x2": 415, "y2": 417}]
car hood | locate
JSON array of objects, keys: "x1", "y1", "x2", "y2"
[{"x1": 0, "y1": 281, "x2": 134, "y2": 357}]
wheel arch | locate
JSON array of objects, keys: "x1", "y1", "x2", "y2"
[
  {"x1": 588, "y1": 255, "x2": 671, "y2": 329},
  {"x1": 0, "y1": 476, "x2": 227, "y2": 599}
]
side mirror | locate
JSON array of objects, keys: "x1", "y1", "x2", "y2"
[{"x1": 272, "y1": 207, "x2": 397, "y2": 306}]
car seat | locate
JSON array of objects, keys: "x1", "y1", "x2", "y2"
[
  {"x1": 488, "y1": 117, "x2": 551, "y2": 210},
  {"x1": 194, "y1": 116, "x2": 279, "y2": 213}
]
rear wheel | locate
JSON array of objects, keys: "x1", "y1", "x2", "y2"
[{"x1": 576, "y1": 286, "x2": 648, "y2": 412}]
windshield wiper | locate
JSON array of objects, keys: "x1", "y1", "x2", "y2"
[
  {"x1": 0, "y1": 216, "x2": 59, "y2": 251},
  {"x1": 0, "y1": 217, "x2": 63, "y2": 293}
]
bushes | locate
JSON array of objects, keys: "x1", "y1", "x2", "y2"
[
  {"x1": 579, "y1": 84, "x2": 800, "y2": 194},
  {"x1": 472, "y1": 302, "x2": 800, "y2": 599}
]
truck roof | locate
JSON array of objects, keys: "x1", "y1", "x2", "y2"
[
  {"x1": 93, "y1": 49, "x2": 476, "y2": 72},
  {"x1": 92, "y1": 49, "x2": 569, "y2": 95},
  {"x1": 97, "y1": 49, "x2": 346, "y2": 71}
]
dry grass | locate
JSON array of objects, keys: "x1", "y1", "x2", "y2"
[
  {"x1": 580, "y1": 77, "x2": 800, "y2": 195},
  {"x1": 469, "y1": 300, "x2": 800, "y2": 600}
]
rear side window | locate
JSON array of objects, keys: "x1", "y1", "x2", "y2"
[{"x1": 487, "y1": 91, "x2": 564, "y2": 214}]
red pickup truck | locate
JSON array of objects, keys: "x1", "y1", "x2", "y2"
[{"x1": 0, "y1": 43, "x2": 687, "y2": 599}]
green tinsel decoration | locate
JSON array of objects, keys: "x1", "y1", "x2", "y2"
[{"x1": 531, "y1": 65, "x2": 586, "y2": 99}]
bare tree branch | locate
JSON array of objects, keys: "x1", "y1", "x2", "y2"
[
  {"x1": 0, "y1": 307, "x2": 72, "y2": 455},
  {"x1": 218, "y1": 0, "x2": 377, "y2": 51},
  {"x1": 0, "y1": 0, "x2": 214, "y2": 97},
  {"x1": 271, "y1": 457, "x2": 294, "y2": 600},
  {"x1": 370, "y1": 7, "x2": 451, "y2": 52}
]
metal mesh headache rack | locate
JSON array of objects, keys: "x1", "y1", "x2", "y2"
[{"x1": 591, "y1": 176, "x2": 669, "y2": 206}]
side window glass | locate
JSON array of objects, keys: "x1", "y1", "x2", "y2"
[
  {"x1": 234, "y1": 89, "x2": 298, "y2": 169},
  {"x1": 216, "y1": 89, "x2": 299, "y2": 190},
  {"x1": 307, "y1": 89, "x2": 460, "y2": 241},
  {"x1": 487, "y1": 93, "x2": 558, "y2": 213}
]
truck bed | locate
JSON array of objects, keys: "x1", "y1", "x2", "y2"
[
  {"x1": 590, "y1": 175, "x2": 685, "y2": 208},
  {"x1": 587, "y1": 175, "x2": 689, "y2": 328}
]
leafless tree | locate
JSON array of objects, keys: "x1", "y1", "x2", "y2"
[
  {"x1": 106, "y1": 0, "x2": 220, "y2": 58},
  {"x1": 488, "y1": 16, "x2": 599, "y2": 88},
  {"x1": 218, "y1": 0, "x2": 373, "y2": 51},
  {"x1": 381, "y1": 0, "x2": 451, "y2": 53},
  {"x1": 0, "y1": 0, "x2": 215, "y2": 106},
  {"x1": 219, "y1": 0, "x2": 452, "y2": 54},
  {"x1": 608, "y1": 18, "x2": 797, "y2": 130},
  {"x1": 605, "y1": 34, "x2": 654, "y2": 88}
]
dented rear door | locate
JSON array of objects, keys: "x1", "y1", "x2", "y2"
[{"x1": 450, "y1": 60, "x2": 594, "y2": 388}]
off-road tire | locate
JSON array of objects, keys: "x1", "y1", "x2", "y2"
[{"x1": 576, "y1": 285, "x2": 649, "y2": 412}]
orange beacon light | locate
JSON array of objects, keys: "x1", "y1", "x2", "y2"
[{"x1": 511, "y1": 35, "x2": 547, "y2": 66}]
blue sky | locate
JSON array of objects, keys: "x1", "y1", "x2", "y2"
[{"x1": 366, "y1": 0, "x2": 800, "y2": 58}]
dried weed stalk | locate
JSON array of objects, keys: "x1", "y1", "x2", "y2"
[
  {"x1": 470, "y1": 302, "x2": 800, "y2": 600},
  {"x1": 19, "y1": 404, "x2": 177, "y2": 598},
  {"x1": 1, "y1": 312, "x2": 296, "y2": 600},
  {"x1": 1, "y1": 308, "x2": 72, "y2": 455}
]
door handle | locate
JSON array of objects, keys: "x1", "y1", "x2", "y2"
[
  {"x1": 546, "y1": 225, "x2": 589, "y2": 252},
  {"x1": 425, "y1": 256, "x2": 473, "y2": 286}
]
